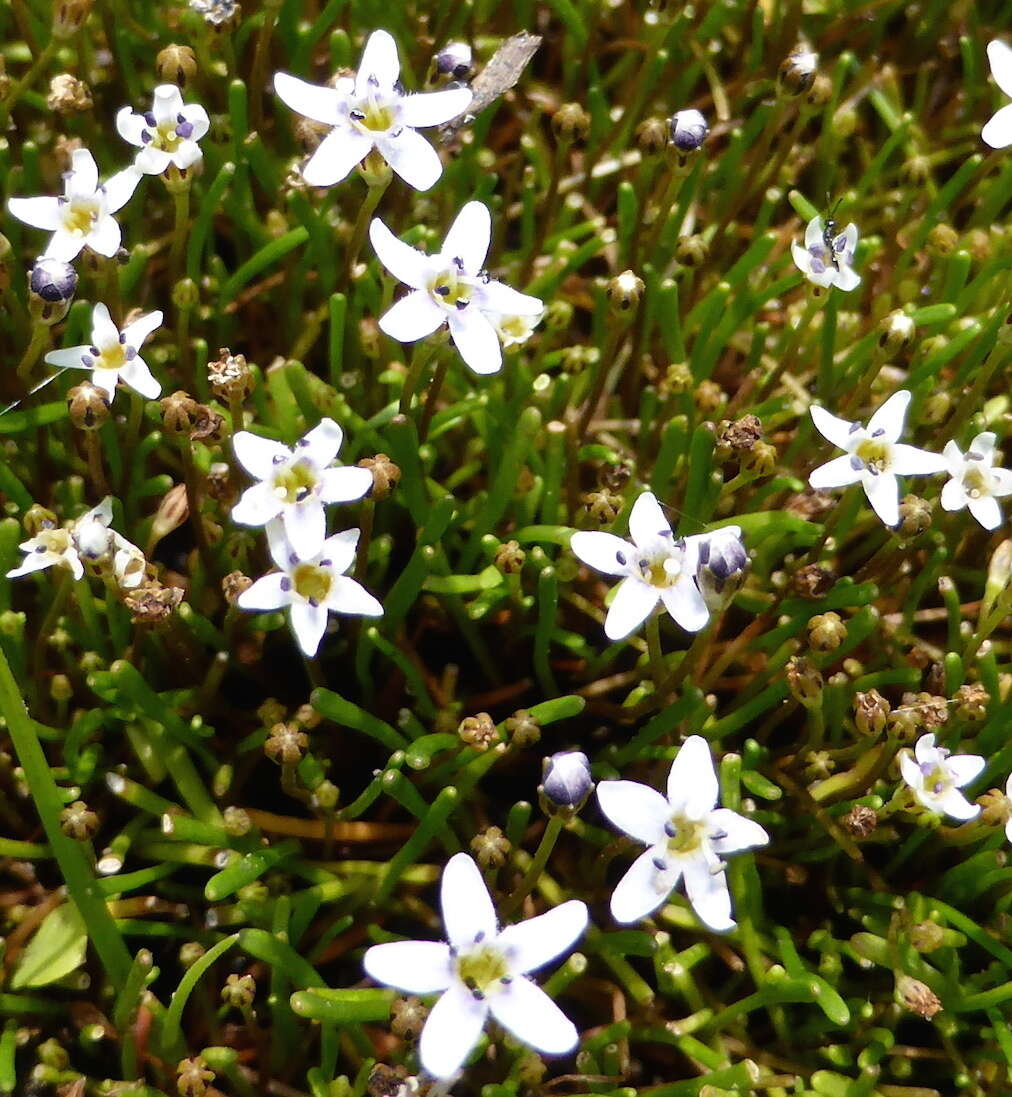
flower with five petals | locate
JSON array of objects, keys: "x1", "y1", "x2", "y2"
[
  {"x1": 363, "y1": 852, "x2": 587, "y2": 1079},
  {"x1": 274, "y1": 29, "x2": 472, "y2": 190},
  {"x1": 44, "y1": 302, "x2": 162, "y2": 401},
  {"x1": 597, "y1": 736, "x2": 769, "y2": 931},
  {"x1": 809, "y1": 390, "x2": 947, "y2": 527},
  {"x1": 7, "y1": 148, "x2": 140, "y2": 262},
  {"x1": 370, "y1": 201, "x2": 544, "y2": 376}
]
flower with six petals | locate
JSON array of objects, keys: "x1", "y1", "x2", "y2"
[
  {"x1": 899, "y1": 733, "x2": 984, "y2": 822},
  {"x1": 237, "y1": 521, "x2": 382, "y2": 656},
  {"x1": 274, "y1": 29, "x2": 472, "y2": 190},
  {"x1": 370, "y1": 201, "x2": 544, "y2": 376},
  {"x1": 231, "y1": 419, "x2": 373, "y2": 561},
  {"x1": 363, "y1": 852, "x2": 587, "y2": 1079},
  {"x1": 809, "y1": 390, "x2": 947, "y2": 527},
  {"x1": 116, "y1": 84, "x2": 210, "y2": 175},
  {"x1": 8, "y1": 148, "x2": 140, "y2": 262},
  {"x1": 44, "y1": 302, "x2": 163, "y2": 401},
  {"x1": 597, "y1": 736, "x2": 769, "y2": 931},
  {"x1": 940, "y1": 431, "x2": 1012, "y2": 531},
  {"x1": 570, "y1": 491, "x2": 710, "y2": 640}
]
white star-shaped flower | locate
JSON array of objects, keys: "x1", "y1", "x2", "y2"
[
  {"x1": 237, "y1": 521, "x2": 382, "y2": 656},
  {"x1": 570, "y1": 491, "x2": 710, "y2": 640},
  {"x1": 940, "y1": 431, "x2": 1012, "y2": 531},
  {"x1": 231, "y1": 418, "x2": 373, "y2": 562},
  {"x1": 274, "y1": 29, "x2": 472, "y2": 191},
  {"x1": 7, "y1": 148, "x2": 140, "y2": 262},
  {"x1": 899, "y1": 733, "x2": 983, "y2": 822},
  {"x1": 597, "y1": 736, "x2": 769, "y2": 932},
  {"x1": 983, "y1": 40, "x2": 1012, "y2": 149},
  {"x1": 7, "y1": 497, "x2": 145, "y2": 589},
  {"x1": 370, "y1": 201, "x2": 544, "y2": 376},
  {"x1": 116, "y1": 85, "x2": 210, "y2": 175},
  {"x1": 363, "y1": 852, "x2": 587, "y2": 1080},
  {"x1": 809, "y1": 390, "x2": 948, "y2": 527},
  {"x1": 44, "y1": 303, "x2": 162, "y2": 401},
  {"x1": 791, "y1": 214, "x2": 861, "y2": 291}
]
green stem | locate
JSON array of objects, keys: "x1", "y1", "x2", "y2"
[
  {"x1": 168, "y1": 183, "x2": 191, "y2": 292},
  {"x1": 0, "y1": 38, "x2": 56, "y2": 131},
  {"x1": 0, "y1": 643, "x2": 131, "y2": 989},
  {"x1": 346, "y1": 175, "x2": 390, "y2": 280},
  {"x1": 418, "y1": 351, "x2": 450, "y2": 442},
  {"x1": 501, "y1": 815, "x2": 565, "y2": 918},
  {"x1": 16, "y1": 324, "x2": 50, "y2": 382},
  {"x1": 399, "y1": 340, "x2": 439, "y2": 415},
  {"x1": 645, "y1": 611, "x2": 666, "y2": 690}
]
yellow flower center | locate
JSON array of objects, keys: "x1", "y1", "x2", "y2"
[
  {"x1": 63, "y1": 199, "x2": 98, "y2": 237},
  {"x1": 456, "y1": 943, "x2": 509, "y2": 998},
  {"x1": 97, "y1": 343, "x2": 127, "y2": 371},
  {"x1": 963, "y1": 466, "x2": 988, "y2": 499},
  {"x1": 666, "y1": 815, "x2": 707, "y2": 855},
  {"x1": 350, "y1": 97, "x2": 396, "y2": 133},
  {"x1": 38, "y1": 529, "x2": 73, "y2": 556},
  {"x1": 292, "y1": 563, "x2": 332, "y2": 605},
  {"x1": 430, "y1": 267, "x2": 472, "y2": 309},
  {"x1": 854, "y1": 438, "x2": 891, "y2": 474},
  {"x1": 152, "y1": 121, "x2": 183, "y2": 152},
  {"x1": 272, "y1": 461, "x2": 317, "y2": 505},
  {"x1": 638, "y1": 550, "x2": 681, "y2": 589}
]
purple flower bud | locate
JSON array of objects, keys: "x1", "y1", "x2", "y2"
[
  {"x1": 540, "y1": 750, "x2": 594, "y2": 814},
  {"x1": 669, "y1": 109, "x2": 709, "y2": 152},
  {"x1": 29, "y1": 257, "x2": 78, "y2": 303}
]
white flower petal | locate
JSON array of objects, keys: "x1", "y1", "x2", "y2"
[
  {"x1": 136, "y1": 146, "x2": 174, "y2": 175},
  {"x1": 441, "y1": 201, "x2": 492, "y2": 274},
  {"x1": 103, "y1": 166, "x2": 141, "y2": 213},
  {"x1": 8, "y1": 553, "x2": 59, "y2": 578},
  {"x1": 232, "y1": 482, "x2": 284, "y2": 527},
  {"x1": 988, "y1": 40, "x2": 1012, "y2": 99},
  {"x1": 400, "y1": 87, "x2": 472, "y2": 128},
  {"x1": 355, "y1": 29, "x2": 401, "y2": 95},
  {"x1": 121, "y1": 309, "x2": 162, "y2": 349},
  {"x1": 289, "y1": 601, "x2": 329, "y2": 656},
  {"x1": 840, "y1": 223, "x2": 859, "y2": 260},
  {"x1": 274, "y1": 72, "x2": 346, "y2": 125},
  {"x1": 659, "y1": 577, "x2": 709, "y2": 633},
  {"x1": 709, "y1": 808, "x2": 769, "y2": 854},
  {"x1": 1006, "y1": 817, "x2": 1012, "y2": 845},
  {"x1": 683, "y1": 857, "x2": 735, "y2": 933},
  {"x1": 610, "y1": 848, "x2": 676, "y2": 925},
  {"x1": 7, "y1": 196, "x2": 63, "y2": 230},
  {"x1": 888, "y1": 444, "x2": 948, "y2": 476},
  {"x1": 604, "y1": 577, "x2": 658, "y2": 640},
  {"x1": 378, "y1": 290, "x2": 445, "y2": 342},
  {"x1": 497, "y1": 901, "x2": 588, "y2": 975},
  {"x1": 283, "y1": 499, "x2": 327, "y2": 561},
  {"x1": 378, "y1": 126, "x2": 444, "y2": 191},
  {"x1": 940, "y1": 476, "x2": 968, "y2": 512},
  {"x1": 326, "y1": 575, "x2": 383, "y2": 617},
  {"x1": 570, "y1": 531, "x2": 635, "y2": 577},
  {"x1": 488, "y1": 978, "x2": 579, "y2": 1055},
  {"x1": 936, "y1": 787, "x2": 981, "y2": 822},
  {"x1": 946, "y1": 754, "x2": 985, "y2": 787},
  {"x1": 914, "y1": 734, "x2": 937, "y2": 765},
  {"x1": 791, "y1": 240, "x2": 813, "y2": 277},
  {"x1": 628, "y1": 491, "x2": 671, "y2": 547},
  {"x1": 318, "y1": 528, "x2": 359, "y2": 575},
  {"x1": 990, "y1": 468, "x2": 1012, "y2": 497},
  {"x1": 42, "y1": 230, "x2": 86, "y2": 262},
  {"x1": 968, "y1": 494, "x2": 1003, "y2": 531},
  {"x1": 86, "y1": 214, "x2": 121, "y2": 257},
  {"x1": 45, "y1": 345, "x2": 90, "y2": 369},
  {"x1": 862, "y1": 472, "x2": 900, "y2": 527},
  {"x1": 369, "y1": 219, "x2": 434, "y2": 290},
  {"x1": 233, "y1": 431, "x2": 291, "y2": 479},
  {"x1": 172, "y1": 139, "x2": 203, "y2": 170},
  {"x1": 809, "y1": 455, "x2": 862, "y2": 490},
  {"x1": 441, "y1": 852, "x2": 497, "y2": 949},
  {"x1": 265, "y1": 518, "x2": 294, "y2": 570},
  {"x1": 318, "y1": 466, "x2": 373, "y2": 505},
  {"x1": 983, "y1": 103, "x2": 1012, "y2": 148},
  {"x1": 419, "y1": 982, "x2": 487, "y2": 1080},
  {"x1": 68, "y1": 149, "x2": 99, "y2": 197},
  {"x1": 475, "y1": 280, "x2": 544, "y2": 316},
  {"x1": 237, "y1": 572, "x2": 291, "y2": 611},
  {"x1": 833, "y1": 264, "x2": 861, "y2": 292},
  {"x1": 899, "y1": 750, "x2": 923, "y2": 792},
  {"x1": 118, "y1": 356, "x2": 161, "y2": 399},
  {"x1": 152, "y1": 84, "x2": 185, "y2": 125},
  {"x1": 596, "y1": 780, "x2": 670, "y2": 845},
  {"x1": 809, "y1": 405, "x2": 855, "y2": 450},
  {"x1": 363, "y1": 940, "x2": 453, "y2": 994},
  {"x1": 667, "y1": 736, "x2": 718, "y2": 818},
  {"x1": 942, "y1": 439, "x2": 964, "y2": 477},
  {"x1": 303, "y1": 126, "x2": 373, "y2": 186},
  {"x1": 448, "y1": 309, "x2": 502, "y2": 375},
  {"x1": 804, "y1": 215, "x2": 825, "y2": 250},
  {"x1": 298, "y1": 417, "x2": 344, "y2": 469},
  {"x1": 866, "y1": 390, "x2": 910, "y2": 442},
  {"x1": 90, "y1": 368, "x2": 119, "y2": 400},
  {"x1": 91, "y1": 304, "x2": 121, "y2": 351},
  {"x1": 182, "y1": 103, "x2": 210, "y2": 141}
]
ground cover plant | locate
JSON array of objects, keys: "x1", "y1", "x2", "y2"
[{"x1": 2, "y1": 1, "x2": 1012, "y2": 1095}]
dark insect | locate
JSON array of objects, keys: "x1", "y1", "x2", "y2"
[{"x1": 822, "y1": 196, "x2": 847, "y2": 270}]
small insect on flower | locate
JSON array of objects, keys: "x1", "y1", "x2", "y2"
[
  {"x1": 940, "y1": 431, "x2": 1012, "y2": 531},
  {"x1": 231, "y1": 418, "x2": 373, "y2": 561},
  {"x1": 983, "y1": 40, "x2": 1012, "y2": 149},
  {"x1": 363, "y1": 852, "x2": 588, "y2": 1079},
  {"x1": 274, "y1": 29, "x2": 472, "y2": 191},
  {"x1": 570, "y1": 491, "x2": 711, "y2": 640},
  {"x1": 237, "y1": 522, "x2": 382, "y2": 657},
  {"x1": 116, "y1": 85, "x2": 210, "y2": 175},
  {"x1": 899, "y1": 733, "x2": 984, "y2": 822},
  {"x1": 370, "y1": 201, "x2": 543, "y2": 375},
  {"x1": 597, "y1": 736, "x2": 769, "y2": 931},
  {"x1": 808, "y1": 390, "x2": 948, "y2": 527},
  {"x1": 44, "y1": 302, "x2": 163, "y2": 401},
  {"x1": 791, "y1": 211, "x2": 861, "y2": 292},
  {"x1": 7, "y1": 148, "x2": 140, "y2": 262}
]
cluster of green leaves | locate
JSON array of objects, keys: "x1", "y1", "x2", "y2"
[{"x1": 1, "y1": 0, "x2": 1012, "y2": 1096}]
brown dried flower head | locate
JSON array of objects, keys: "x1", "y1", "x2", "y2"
[
  {"x1": 458, "y1": 712, "x2": 498, "y2": 751},
  {"x1": 265, "y1": 722, "x2": 308, "y2": 765},
  {"x1": 358, "y1": 454, "x2": 401, "y2": 499},
  {"x1": 47, "y1": 73, "x2": 93, "y2": 113}
]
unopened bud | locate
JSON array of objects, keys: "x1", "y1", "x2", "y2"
[
  {"x1": 674, "y1": 234, "x2": 709, "y2": 267},
  {"x1": 778, "y1": 47, "x2": 818, "y2": 97},
  {"x1": 158, "y1": 44, "x2": 198, "y2": 86},
  {"x1": 878, "y1": 310, "x2": 916, "y2": 357},
  {"x1": 606, "y1": 270, "x2": 644, "y2": 312},
  {"x1": 636, "y1": 116, "x2": 669, "y2": 154},
  {"x1": 540, "y1": 750, "x2": 593, "y2": 816},
  {"x1": 695, "y1": 527, "x2": 748, "y2": 610},
  {"x1": 434, "y1": 41, "x2": 472, "y2": 81},
  {"x1": 668, "y1": 109, "x2": 708, "y2": 152},
  {"x1": 29, "y1": 257, "x2": 77, "y2": 324}
]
